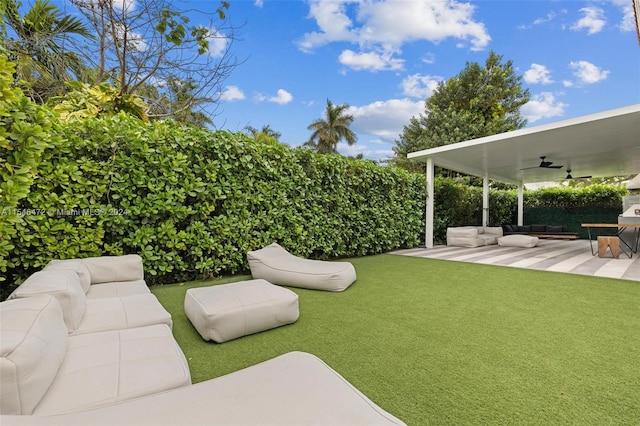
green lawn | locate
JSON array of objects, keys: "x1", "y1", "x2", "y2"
[{"x1": 151, "y1": 254, "x2": 640, "y2": 425}]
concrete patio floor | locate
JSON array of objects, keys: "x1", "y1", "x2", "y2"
[{"x1": 389, "y1": 239, "x2": 640, "y2": 282}]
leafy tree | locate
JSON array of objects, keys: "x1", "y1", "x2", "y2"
[
  {"x1": 69, "y1": 0, "x2": 240, "y2": 123},
  {"x1": 1, "y1": 0, "x2": 94, "y2": 102},
  {"x1": 47, "y1": 82, "x2": 148, "y2": 121},
  {"x1": 143, "y1": 77, "x2": 213, "y2": 127},
  {"x1": 305, "y1": 99, "x2": 357, "y2": 154},
  {"x1": 392, "y1": 51, "x2": 530, "y2": 171}
]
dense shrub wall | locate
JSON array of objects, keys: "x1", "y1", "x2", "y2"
[
  {"x1": 523, "y1": 185, "x2": 627, "y2": 238},
  {"x1": 2, "y1": 107, "x2": 627, "y2": 287},
  {"x1": 0, "y1": 57, "x2": 56, "y2": 282},
  {"x1": 3, "y1": 114, "x2": 426, "y2": 286}
]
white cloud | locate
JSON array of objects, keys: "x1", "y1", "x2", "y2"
[
  {"x1": 421, "y1": 52, "x2": 436, "y2": 64},
  {"x1": 610, "y1": 0, "x2": 636, "y2": 31},
  {"x1": 400, "y1": 74, "x2": 443, "y2": 99},
  {"x1": 297, "y1": 1, "x2": 356, "y2": 52},
  {"x1": 297, "y1": 0, "x2": 491, "y2": 66},
  {"x1": 338, "y1": 49, "x2": 403, "y2": 71},
  {"x1": 523, "y1": 64, "x2": 553, "y2": 85},
  {"x1": 519, "y1": 11, "x2": 557, "y2": 30},
  {"x1": 113, "y1": 23, "x2": 147, "y2": 52},
  {"x1": 206, "y1": 27, "x2": 229, "y2": 58},
  {"x1": 569, "y1": 60, "x2": 610, "y2": 84},
  {"x1": 347, "y1": 98, "x2": 424, "y2": 143},
  {"x1": 220, "y1": 86, "x2": 245, "y2": 101},
  {"x1": 521, "y1": 92, "x2": 567, "y2": 123},
  {"x1": 255, "y1": 89, "x2": 293, "y2": 105},
  {"x1": 111, "y1": 0, "x2": 135, "y2": 13},
  {"x1": 571, "y1": 7, "x2": 606, "y2": 35},
  {"x1": 533, "y1": 12, "x2": 556, "y2": 26},
  {"x1": 254, "y1": 0, "x2": 263, "y2": 7},
  {"x1": 337, "y1": 142, "x2": 394, "y2": 161},
  {"x1": 269, "y1": 89, "x2": 293, "y2": 104}
]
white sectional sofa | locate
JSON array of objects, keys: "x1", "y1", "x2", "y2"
[
  {"x1": 446, "y1": 226, "x2": 504, "y2": 247},
  {"x1": 0, "y1": 295, "x2": 191, "y2": 417},
  {"x1": 8, "y1": 256, "x2": 171, "y2": 335},
  {"x1": 0, "y1": 255, "x2": 407, "y2": 425},
  {"x1": 43, "y1": 254, "x2": 151, "y2": 299}
]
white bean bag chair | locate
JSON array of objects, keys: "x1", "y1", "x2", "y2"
[{"x1": 247, "y1": 243, "x2": 356, "y2": 292}]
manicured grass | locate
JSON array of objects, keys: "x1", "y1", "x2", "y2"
[{"x1": 151, "y1": 254, "x2": 640, "y2": 425}]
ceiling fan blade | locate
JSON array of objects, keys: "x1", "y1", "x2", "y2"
[
  {"x1": 565, "y1": 170, "x2": 592, "y2": 179},
  {"x1": 546, "y1": 165, "x2": 563, "y2": 169}
]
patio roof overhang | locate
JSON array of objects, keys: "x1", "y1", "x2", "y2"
[
  {"x1": 407, "y1": 104, "x2": 640, "y2": 247},
  {"x1": 408, "y1": 104, "x2": 640, "y2": 185}
]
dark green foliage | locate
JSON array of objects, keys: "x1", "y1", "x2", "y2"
[
  {"x1": 0, "y1": 56, "x2": 56, "y2": 282},
  {"x1": 524, "y1": 185, "x2": 626, "y2": 208},
  {"x1": 524, "y1": 206, "x2": 622, "y2": 239},
  {"x1": 392, "y1": 51, "x2": 530, "y2": 171},
  {"x1": 3, "y1": 114, "x2": 425, "y2": 285}
]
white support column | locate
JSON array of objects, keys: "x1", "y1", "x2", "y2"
[
  {"x1": 425, "y1": 158, "x2": 434, "y2": 248},
  {"x1": 517, "y1": 183, "x2": 524, "y2": 226},
  {"x1": 482, "y1": 174, "x2": 489, "y2": 227}
]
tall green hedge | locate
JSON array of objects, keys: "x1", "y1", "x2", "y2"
[
  {"x1": 3, "y1": 114, "x2": 426, "y2": 286},
  {"x1": 0, "y1": 56, "x2": 56, "y2": 282},
  {"x1": 1, "y1": 101, "x2": 628, "y2": 288}
]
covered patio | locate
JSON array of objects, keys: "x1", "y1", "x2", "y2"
[
  {"x1": 390, "y1": 239, "x2": 640, "y2": 281},
  {"x1": 407, "y1": 104, "x2": 640, "y2": 249}
]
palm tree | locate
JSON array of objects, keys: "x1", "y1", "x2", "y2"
[
  {"x1": 305, "y1": 99, "x2": 357, "y2": 154},
  {"x1": 245, "y1": 125, "x2": 282, "y2": 141},
  {"x1": 2, "y1": 0, "x2": 94, "y2": 102}
]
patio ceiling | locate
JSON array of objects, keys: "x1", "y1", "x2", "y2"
[{"x1": 407, "y1": 104, "x2": 640, "y2": 185}]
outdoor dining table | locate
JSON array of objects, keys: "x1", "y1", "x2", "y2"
[{"x1": 581, "y1": 223, "x2": 640, "y2": 258}]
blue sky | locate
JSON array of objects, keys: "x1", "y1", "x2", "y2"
[{"x1": 209, "y1": 0, "x2": 639, "y2": 161}]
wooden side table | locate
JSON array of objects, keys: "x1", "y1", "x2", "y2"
[{"x1": 597, "y1": 236, "x2": 620, "y2": 259}]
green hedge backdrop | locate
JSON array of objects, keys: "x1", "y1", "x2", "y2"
[{"x1": 0, "y1": 66, "x2": 628, "y2": 290}]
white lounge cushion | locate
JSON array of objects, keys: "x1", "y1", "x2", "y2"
[
  {"x1": 1, "y1": 352, "x2": 406, "y2": 425},
  {"x1": 0, "y1": 296, "x2": 68, "y2": 415},
  {"x1": 33, "y1": 324, "x2": 191, "y2": 416},
  {"x1": 83, "y1": 280, "x2": 149, "y2": 299},
  {"x1": 484, "y1": 226, "x2": 504, "y2": 236},
  {"x1": 447, "y1": 228, "x2": 479, "y2": 238},
  {"x1": 43, "y1": 260, "x2": 92, "y2": 294},
  {"x1": 80, "y1": 255, "x2": 144, "y2": 284},
  {"x1": 9, "y1": 270, "x2": 86, "y2": 332},
  {"x1": 75, "y1": 294, "x2": 172, "y2": 335},
  {"x1": 247, "y1": 243, "x2": 357, "y2": 292},
  {"x1": 498, "y1": 234, "x2": 539, "y2": 248},
  {"x1": 45, "y1": 256, "x2": 149, "y2": 299},
  {"x1": 185, "y1": 279, "x2": 299, "y2": 343},
  {"x1": 478, "y1": 235, "x2": 498, "y2": 245}
]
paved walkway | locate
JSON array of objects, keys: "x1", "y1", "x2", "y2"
[{"x1": 389, "y1": 239, "x2": 640, "y2": 282}]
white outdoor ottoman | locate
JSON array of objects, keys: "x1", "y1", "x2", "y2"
[
  {"x1": 184, "y1": 279, "x2": 299, "y2": 343},
  {"x1": 498, "y1": 234, "x2": 539, "y2": 248}
]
